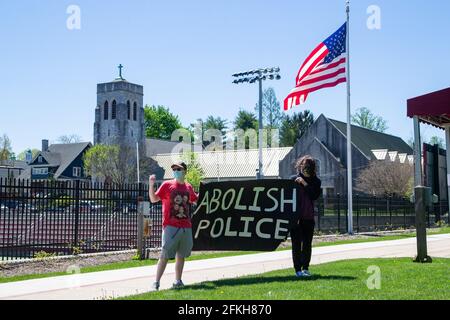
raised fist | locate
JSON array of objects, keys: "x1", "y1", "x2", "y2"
[{"x1": 149, "y1": 174, "x2": 156, "y2": 186}]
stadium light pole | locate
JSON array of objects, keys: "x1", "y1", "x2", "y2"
[{"x1": 232, "y1": 67, "x2": 281, "y2": 180}]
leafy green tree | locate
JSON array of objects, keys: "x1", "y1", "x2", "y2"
[
  {"x1": 83, "y1": 144, "x2": 135, "y2": 184},
  {"x1": 279, "y1": 110, "x2": 314, "y2": 147},
  {"x1": 182, "y1": 151, "x2": 205, "y2": 192},
  {"x1": 407, "y1": 135, "x2": 445, "y2": 150},
  {"x1": 144, "y1": 105, "x2": 183, "y2": 140},
  {"x1": 428, "y1": 136, "x2": 445, "y2": 149},
  {"x1": 255, "y1": 87, "x2": 283, "y2": 129},
  {"x1": 190, "y1": 116, "x2": 228, "y2": 148},
  {"x1": 17, "y1": 149, "x2": 40, "y2": 161},
  {"x1": 233, "y1": 109, "x2": 258, "y2": 131},
  {"x1": 407, "y1": 134, "x2": 427, "y2": 150},
  {"x1": 351, "y1": 107, "x2": 388, "y2": 132},
  {"x1": 254, "y1": 87, "x2": 283, "y2": 147},
  {"x1": 0, "y1": 134, "x2": 12, "y2": 164},
  {"x1": 204, "y1": 116, "x2": 228, "y2": 136}
]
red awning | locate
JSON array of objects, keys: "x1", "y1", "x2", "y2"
[{"x1": 407, "y1": 87, "x2": 450, "y2": 129}]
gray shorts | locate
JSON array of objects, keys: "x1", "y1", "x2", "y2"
[{"x1": 161, "y1": 226, "x2": 193, "y2": 259}]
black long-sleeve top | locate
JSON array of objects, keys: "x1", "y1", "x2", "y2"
[{"x1": 290, "y1": 173, "x2": 322, "y2": 220}]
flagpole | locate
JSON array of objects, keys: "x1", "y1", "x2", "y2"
[{"x1": 346, "y1": 0, "x2": 353, "y2": 234}]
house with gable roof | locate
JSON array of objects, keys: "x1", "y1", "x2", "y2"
[{"x1": 19, "y1": 139, "x2": 92, "y2": 181}]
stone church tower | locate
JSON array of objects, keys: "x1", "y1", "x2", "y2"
[{"x1": 94, "y1": 66, "x2": 145, "y2": 150}]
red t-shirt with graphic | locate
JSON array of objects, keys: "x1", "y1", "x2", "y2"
[{"x1": 155, "y1": 180, "x2": 199, "y2": 228}]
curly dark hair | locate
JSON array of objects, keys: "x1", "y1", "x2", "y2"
[{"x1": 295, "y1": 155, "x2": 317, "y2": 177}]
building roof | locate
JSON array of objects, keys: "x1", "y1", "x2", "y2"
[
  {"x1": 145, "y1": 138, "x2": 197, "y2": 157},
  {"x1": 29, "y1": 142, "x2": 92, "y2": 179},
  {"x1": 152, "y1": 147, "x2": 292, "y2": 180},
  {"x1": 0, "y1": 160, "x2": 28, "y2": 169},
  {"x1": 328, "y1": 118, "x2": 413, "y2": 160},
  {"x1": 407, "y1": 87, "x2": 450, "y2": 128}
]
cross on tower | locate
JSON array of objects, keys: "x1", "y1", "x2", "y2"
[{"x1": 118, "y1": 64, "x2": 124, "y2": 79}]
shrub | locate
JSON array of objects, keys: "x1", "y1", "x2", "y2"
[
  {"x1": 49, "y1": 195, "x2": 74, "y2": 208},
  {"x1": 436, "y1": 220, "x2": 448, "y2": 228},
  {"x1": 34, "y1": 251, "x2": 56, "y2": 259},
  {"x1": 71, "y1": 246, "x2": 83, "y2": 255},
  {"x1": 356, "y1": 161, "x2": 413, "y2": 197},
  {"x1": 132, "y1": 253, "x2": 140, "y2": 261}
]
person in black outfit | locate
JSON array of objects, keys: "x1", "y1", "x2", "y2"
[{"x1": 290, "y1": 155, "x2": 322, "y2": 277}]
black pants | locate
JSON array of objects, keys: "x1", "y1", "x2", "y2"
[{"x1": 291, "y1": 219, "x2": 315, "y2": 272}]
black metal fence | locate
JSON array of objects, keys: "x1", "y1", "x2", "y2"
[
  {"x1": 0, "y1": 178, "x2": 163, "y2": 261},
  {"x1": 316, "y1": 194, "x2": 449, "y2": 233},
  {"x1": 1, "y1": 178, "x2": 449, "y2": 261}
]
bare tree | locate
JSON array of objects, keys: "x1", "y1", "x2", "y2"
[
  {"x1": 356, "y1": 161, "x2": 413, "y2": 197},
  {"x1": 57, "y1": 134, "x2": 82, "y2": 144}
]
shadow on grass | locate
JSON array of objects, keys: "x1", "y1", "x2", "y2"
[{"x1": 179, "y1": 274, "x2": 357, "y2": 291}]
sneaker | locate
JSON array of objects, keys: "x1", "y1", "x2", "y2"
[
  {"x1": 152, "y1": 281, "x2": 160, "y2": 291},
  {"x1": 302, "y1": 270, "x2": 311, "y2": 277},
  {"x1": 172, "y1": 280, "x2": 185, "y2": 289},
  {"x1": 295, "y1": 271, "x2": 304, "y2": 277}
]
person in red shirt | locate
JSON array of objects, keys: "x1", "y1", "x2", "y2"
[{"x1": 149, "y1": 161, "x2": 198, "y2": 290}]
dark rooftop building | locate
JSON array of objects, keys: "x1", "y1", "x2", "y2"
[{"x1": 279, "y1": 114, "x2": 414, "y2": 196}]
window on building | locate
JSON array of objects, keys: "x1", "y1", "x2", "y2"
[
  {"x1": 112, "y1": 100, "x2": 117, "y2": 119},
  {"x1": 127, "y1": 101, "x2": 131, "y2": 120},
  {"x1": 32, "y1": 167, "x2": 48, "y2": 175},
  {"x1": 104, "y1": 101, "x2": 109, "y2": 120},
  {"x1": 133, "y1": 102, "x2": 137, "y2": 121},
  {"x1": 73, "y1": 167, "x2": 82, "y2": 177},
  {"x1": 38, "y1": 156, "x2": 43, "y2": 163}
]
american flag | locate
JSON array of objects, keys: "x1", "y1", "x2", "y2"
[{"x1": 284, "y1": 23, "x2": 347, "y2": 110}]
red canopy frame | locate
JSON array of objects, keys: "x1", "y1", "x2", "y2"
[
  {"x1": 407, "y1": 87, "x2": 450, "y2": 128},
  {"x1": 407, "y1": 87, "x2": 450, "y2": 217}
]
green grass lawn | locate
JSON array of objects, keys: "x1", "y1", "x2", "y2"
[
  {"x1": 121, "y1": 258, "x2": 450, "y2": 300},
  {"x1": 1, "y1": 226, "x2": 449, "y2": 284}
]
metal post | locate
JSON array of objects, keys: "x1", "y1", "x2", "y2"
[
  {"x1": 388, "y1": 197, "x2": 392, "y2": 226},
  {"x1": 445, "y1": 125, "x2": 450, "y2": 216},
  {"x1": 137, "y1": 196, "x2": 144, "y2": 260},
  {"x1": 258, "y1": 77, "x2": 263, "y2": 180},
  {"x1": 73, "y1": 180, "x2": 80, "y2": 250},
  {"x1": 414, "y1": 186, "x2": 432, "y2": 263},
  {"x1": 346, "y1": 0, "x2": 353, "y2": 234},
  {"x1": 356, "y1": 194, "x2": 359, "y2": 233},
  {"x1": 337, "y1": 193, "x2": 341, "y2": 232},
  {"x1": 232, "y1": 67, "x2": 280, "y2": 180},
  {"x1": 413, "y1": 116, "x2": 422, "y2": 187}
]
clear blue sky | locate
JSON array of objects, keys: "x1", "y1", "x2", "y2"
[{"x1": 1, "y1": 0, "x2": 449, "y2": 154}]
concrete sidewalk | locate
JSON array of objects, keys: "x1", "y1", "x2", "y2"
[{"x1": 1, "y1": 234, "x2": 449, "y2": 300}]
